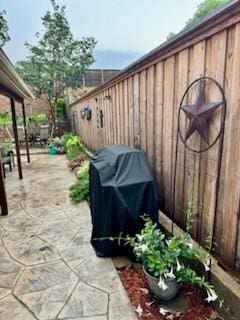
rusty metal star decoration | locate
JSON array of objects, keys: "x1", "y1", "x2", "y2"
[{"x1": 181, "y1": 80, "x2": 222, "y2": 145}]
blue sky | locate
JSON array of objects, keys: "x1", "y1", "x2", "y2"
[{"x1": 1, "y1": 0, "x2": 202, "y2": 69}]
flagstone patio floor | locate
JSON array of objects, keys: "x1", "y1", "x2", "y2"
[{"x1": 0, "y1": 153, "x2": 137, "y2": 320}]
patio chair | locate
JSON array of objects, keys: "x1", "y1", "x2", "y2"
[
  {"x1": 37, "y1": 124, "x2": 50, "y2": 146},
  {"x1": 28, "y1": 120, "x2": 38, "y2": 146},
  {"x1": 0, "y1": 147, "x2": 14, "y2": 178},
  {"x1": 17, "y1": 126, "x2": 25, "y2": 145}
]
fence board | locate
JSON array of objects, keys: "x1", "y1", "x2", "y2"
[
  {"x1": 162, "y1": 57, "x2": 175, "y2": 215},
  {"x1": 154, "y1": 62, "x2": 164, "y2": 198},
  {"x1": 215, "y1": 26, "x2": 235, "y2": 256},
  {"x1": 221, "y1": 23, "x2": 240, "y2": 266},
  {"x1": 174, "y1": 49, "x2": 189, "y2": 226},
  {"x1": 128, "y1": 77, "x2": 134, "y2": 147},
  {"x1": 133, "y1": 73, "x2": 140, "y2": 148},
  {"x1": 201, "y1": 31, "x2": 227, "y2": 243},
  {"x1": 189, "y1": 40, "x2": 206, "y2": 238},
  {"x1": 146, "y1": 66, "x2": 155, "y2": 166},
  {"x1": 139, "y1": 70, "x2": 147, "y2": 152},
  {"x1": 123, "y1": 80, "x2": 129, "y2": 145},
  {"x1": 119, "y1": 82, "x2": 124, "y2": 144}
]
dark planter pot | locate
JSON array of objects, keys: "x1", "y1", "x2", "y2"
[{"x1": 144, "y1": 268, "x2": 179, "y2": 301}]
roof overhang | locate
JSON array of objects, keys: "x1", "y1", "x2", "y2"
[{"x1": 0, "y1": 48, "x2": 34, "y2": 102}]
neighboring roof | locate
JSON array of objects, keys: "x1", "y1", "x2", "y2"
[
  {"x1": 70, "y1": 0, "x2": 239, "y2": 107},
  {"x1": 81, "y1": 69, "x2": 120, "y2": 87},
  {"x1": 0, "y1": 48, "x2": 34, "y2": 101}
]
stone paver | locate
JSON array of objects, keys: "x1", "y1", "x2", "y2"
[{"x1": 0, "y1": 153, "x2": 137, "y2": 320}]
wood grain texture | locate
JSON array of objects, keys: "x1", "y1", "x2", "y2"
[
  {"x1": 133, "y1": 73, "x2": 140, "y2": 148},
  {"x1": 123, "y1": 79, "x2": 129, "y2": 145},
  {"x1": 146, "y1": 66, "x2": 155, "y2": 167},
  {"x1": 162, "y1": 57, "x2": 175, "y2": 215},
  {"x1": 215, "y1": 27, "x2": 235, "y2": 256},
  {"x1": 139, "y1": 70, "x2": 147, "y2": 152},
  {"x1": 221, "y1": 23, "x2": 240, "y2": 266},
  {"x1": 174, "y1": 49, "x2": 189, "y2": 226},
  {"x1": 71, "y1": 21, "x2": 240, "y2": 268},
  {"x1": 154, "y1": 62, "x2": 164, "y2": 200}
]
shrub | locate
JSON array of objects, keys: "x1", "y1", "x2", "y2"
[
  {"x1": 56, "y1": 98, "x2": 66, "y2": 120},
  {"x1": 66, "y1": 135, "x2": 84, "y2": 160},
  {"x1": 29, "y1": 113, "x2": 48, "y2": 122},
  {"x1": 61, "y1": 132, "x2": 74, "y2": 148},
  {"x1": 69, "y1": 161, "x2": 90, "y2": 203},
  {"x1": 0, "y1": 112, "x2": 11, "y2": 125}
]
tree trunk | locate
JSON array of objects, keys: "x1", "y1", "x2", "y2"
[{"x1": 50, "y1": 101, "x2": 57, "y2": 137}]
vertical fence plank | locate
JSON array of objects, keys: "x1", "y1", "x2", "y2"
[
  {"x1": 200, "y1": 31, "x2": 227, "y2": 244},
  {"x1": 116, "y1": 84, "x2": 120, "y2": 144},
  {"x1": 133, "y1": 73, "x2": 140, "y2": 148},
  {"x1": 215, "y1": 27, "x2": 235, "y2": 257},
  {"x1": 112, "y1": 86, "x2": 117, "y2": 144},
  {"x1": 109, "y1": 87, "x2": 114, "y2": 145},
  {"x1": 139, "y1": 70, "x2": 147, "y2": 152},
  {"x1": 128, "y1": 77, "x2": 134, "y2": 147},
  {"x1": 119, "y1": 82, "x2": 124, "y2": 144},
  {"x1": 162, "y1": 57, "x2": 175, "y2": 215},
  {"x1": 146, "y1": 66, "x2": 155, "y2": 166},
  {"x1": 221, "y1": 23, "x2": 240, "y2": 266},
  {"x1": 173, "y1": 49, "x2": 189, "y2": 226},
  {"x1": 154, "y1": 62, "x2": 164, "y2": 203},
  {"x1": 188, "y1": 40, "x2": 206, "y2": 238},
  {"x1": 123, "y1": 79, "x2": 129, "y2": 145}
]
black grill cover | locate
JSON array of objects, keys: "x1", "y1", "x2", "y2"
[{"x1": 90, "y1": 145, "x2": 158, "y2": 257}]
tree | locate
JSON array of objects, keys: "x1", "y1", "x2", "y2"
[
  {"x1": 16, "y1": 0, "x2": 96, "y2": 128},
  {"x1": 185, "y1": 0, "x2": 228, "y2": 28},
  {"x1": 166, "y1": 0, "x2": 228, "y2": 39},
  {"x1": 0, "y1": 10, "x2": 10, "y2": 47}
]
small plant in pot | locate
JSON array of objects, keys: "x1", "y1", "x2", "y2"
[{"x1": 125, "y1": 213, "x2": 217, "y2": 303}]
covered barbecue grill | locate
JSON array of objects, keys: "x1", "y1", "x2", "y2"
[{"x1": 90, "y1": 145, "x2": 158, "y2": 257}]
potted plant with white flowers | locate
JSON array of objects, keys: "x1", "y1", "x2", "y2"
[
  {"x1": 95, "y1": 202, "x2": 218, "y2": 303},
  {"x1": 126, "y1": 215, "x2": 217, "y2": 302}
]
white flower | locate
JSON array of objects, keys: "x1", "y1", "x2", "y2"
[
  {"x1": 176, "y1": 258, "x2": 183, "y2": 271},
  {"x1": 135, "y1": 304, "x2": 143, "y2": 316},
  {"x1": 158, "y1": 277, "x2": 169, "y2": 290},
  {"x1": 136, "y1": 234, "x2": 144, "y2": 241},
  {"x1": 203, "y1": 258, "x2": 211, "y2": 272},
  {"x1": 165, "y1": 267, "x2": 176, "y2": 279},
  {"x1": 205, "y1": 287, "x2": 218, "y2": 303},
  {"x1": 138, "y1": 244, "x2": 148, "y2": 252},
  {"x1": 166, "y1": 239, "x2": 172, "y2": 246},
  {"x1": 159, "y1": 307, "x2": 168, "y2": 315},
  {"x1": 187, "y1": 242, "x2": 193, "y2": 249}
]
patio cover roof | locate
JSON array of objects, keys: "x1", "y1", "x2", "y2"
[{"x1": 0, "y1": 48, "x2": 34, "y2": 102}]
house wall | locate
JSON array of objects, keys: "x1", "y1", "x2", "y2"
[
  {"x1": 0, "y1": 94, "x2": 51, "y2": 117},
  {"x1": 70, "y1": 2, "x2": 240, "y2": 268}
]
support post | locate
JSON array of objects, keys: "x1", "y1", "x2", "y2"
[
  {"x1": 22, "y1": 102, "x2": 30, "y2": 163},
  {"x1": 10, "y1": 97, "x2": 23, "y2": 179},
  {"x1": 0, "y1": 157, "x2": 8, "y2": 215}
]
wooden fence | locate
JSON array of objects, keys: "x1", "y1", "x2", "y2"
[{"x1": 70, "y1": 0, "x2": 240, "y2": 269}]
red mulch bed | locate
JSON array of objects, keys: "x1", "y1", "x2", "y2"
[
  {"x1": 119, "y1": 266, "x2": 217, "y2": 320},
  {"x1": 68, "y1": 153, "x2": 89, "y2": 171}
]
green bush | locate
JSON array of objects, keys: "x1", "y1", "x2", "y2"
[
  {"x1": 56, "y1": 98, "x2": 66, "y2": 120},
  {"x1": 0, "y1": 112, "x2": 12, "y2": 125},
  {"x1": 69, "y1": 161, "x2": 89, "y2": 203},
  {"x1": 66, "y1": 135, "x2": 84, "y2": 160},
  {"x1": 61, "y1": 132, "x2": 74, "y2": 148},
  {"x1": 29, "y1": 113, "x2": 48, "y2": 122}
]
